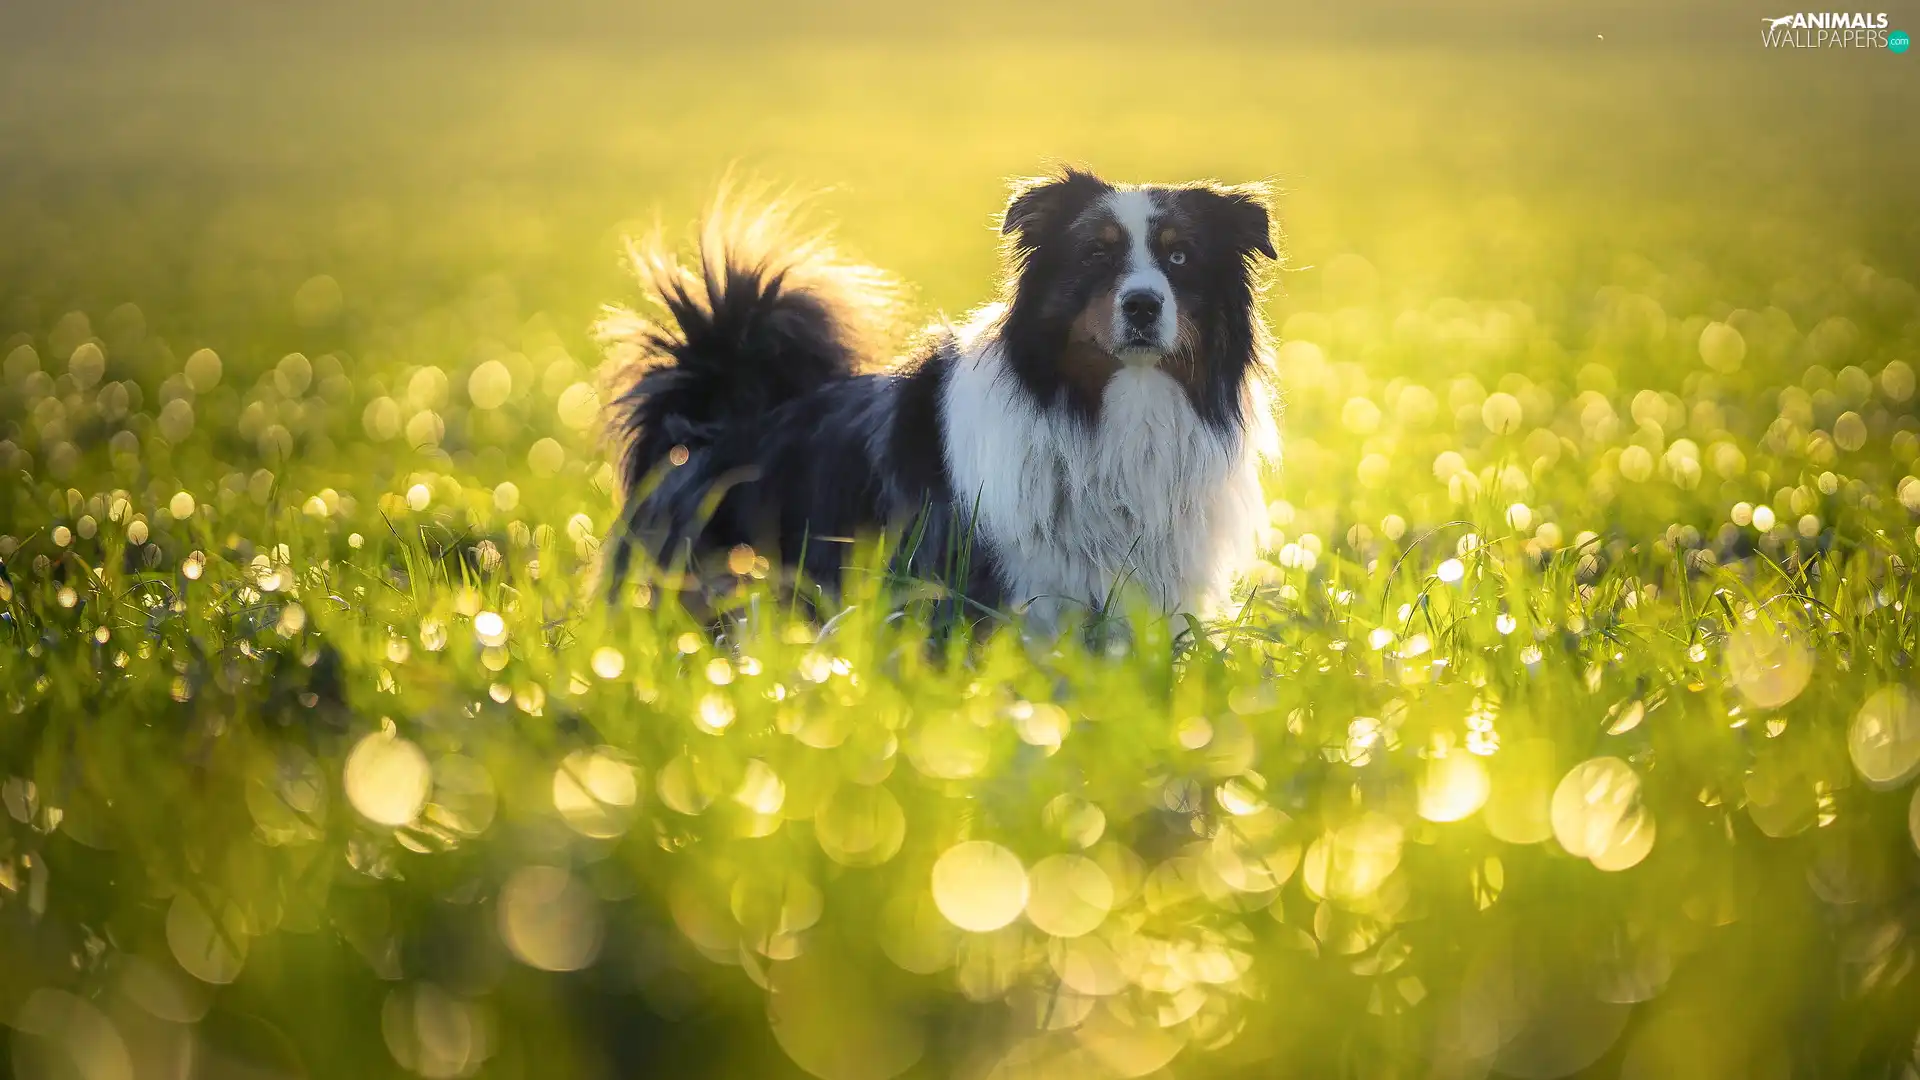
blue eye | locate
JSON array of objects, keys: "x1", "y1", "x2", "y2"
[{"x1": 1168, "y1": 250, "x2": 1188, "y2": 266}]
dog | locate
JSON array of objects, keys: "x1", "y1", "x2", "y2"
[{"x1": 597, "y1": 168, "x2": 1281, "y2": 636}]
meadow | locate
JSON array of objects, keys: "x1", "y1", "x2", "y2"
[{"x1": 3, "y1": 19, "x2": 1920, "y2": 1080}]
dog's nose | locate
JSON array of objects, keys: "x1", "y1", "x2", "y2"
[{"x1": 1120, "y1": 291, "x2": 1162, "y2": 328}]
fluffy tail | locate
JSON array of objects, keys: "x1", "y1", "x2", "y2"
[{"x1": 595, "y1": 189, "x2": 898, "y2": 590}]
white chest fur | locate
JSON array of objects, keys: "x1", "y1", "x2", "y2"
[{"x1": 941, "y1": 334, "x2": 1273, "y2": 632}]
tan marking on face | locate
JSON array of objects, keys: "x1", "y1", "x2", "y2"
[
  {"x1": 1070, "y1": 285, "x2": 1122, "y2": 354},
  {"x1": 1062, "y1": 302, "x2": 1123, "y2": 402},
  {"x1": 1099, "y1": 222, "x2": 1122, "y2": 244},
  {"x1": 1155, "y1": 311, "x2": 1206, "y2": 388},
  {"x1": 1157, "y1": 226, "x2": 1179, "y2": 247}
]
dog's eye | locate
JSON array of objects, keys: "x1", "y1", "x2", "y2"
[
  {"x1": 1084, "y1": 244, "x2": 1113, "y2": 264},
  {"x1": 1167, "y1": 249, "x2": 1189, "y2": 266}
]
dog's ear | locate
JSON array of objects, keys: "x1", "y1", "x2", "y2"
[
  {"x1": 1191, "y1": 182, "x2": 1278, "y2": 261},
  {"x1": 1000, "y1": 168, "x2": 1107, "y2": 249}
]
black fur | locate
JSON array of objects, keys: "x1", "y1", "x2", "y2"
[
  {"x1": 598, "y1": 211, "x2": 997, "y2": 612},
  {"x1": 1160, "y1": 183, "x2": 1277, "y2": 429},
  {"x1": 997, "y1": 168, "x2": 1122, "y2": 422}
]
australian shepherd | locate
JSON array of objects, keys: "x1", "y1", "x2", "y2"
[{"x1": 598, "y1": 167, "x2": 1282, "y2": 635}]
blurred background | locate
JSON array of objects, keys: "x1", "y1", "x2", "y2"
[
  {"x1": 2, "y1": 3, "x2": 1919, "y2": 1079},
  {"x1": 3, "y1": 0, "x2": 1914, "y2": 346}
]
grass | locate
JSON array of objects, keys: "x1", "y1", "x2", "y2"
[{"x1": 3, "y1": 26, "x2": 1920, "y2": 1080}]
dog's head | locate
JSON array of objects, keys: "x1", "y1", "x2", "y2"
[{"x1": 996, "y1": 167, "x2": 1277, "y2": 427}]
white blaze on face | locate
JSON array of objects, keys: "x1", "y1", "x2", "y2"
[{"x1": 1102, "y1": 189, "x2": 1177, "y2": 360}]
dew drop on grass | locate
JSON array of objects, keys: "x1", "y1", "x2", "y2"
[
  {"x1": 733, "y1": 760, "x2": 786, "y2": 816},
  {"x1": 344, "y1": 728, "x2": 431, "y2": 827},
  {"x1": 382, "y1": 983, "x2": 488, "y2": 1079},
  {"x1": 1013, "y1": 702, "x2": 1070, "y2": 749},
  {"x1": 1419, "y1": 753, "x2": 1491, "y2": 823},
  {"x1": 1618, "y1": 446, "x2": 1654, "y2": 483},
  {"x1": 11, "y1": 988, "x2": 135, "y2": 1080},
  {"x1": 158, "y1": 398, "x2": 195, "y2": 442},
  {"x1": 3, "y1": 344, "x2": 39, "y2": 383},
  {"x1": 557, "y1": 382, "x2": 599, "y2": 430},
  {"x1": 1217, "y1": 773, "x2": 1269, "y2": 816},
  {"x1": 1024, "y1": 854, "x2": 1112, "y2": 938},
  {"x1": 1698, "y1": 321, "x2": 1745, "y2": 372},
  {"x1": 1209, "y1": 810, "x2": 1301, "y2": 894},
  {"x1": 1302, "y1": 814, "x2": 1403, "y2": 903},
  {"x1": 362, "y1": 397, "x2": 402, "y2": 441},
  {"x1": 1551, "y1": 757, "x2": 1654, "y2": 870},
  {"x1": 931, "y1": 841, "x2": 1028, "y2": 933},
  {"x1": 1899, "y1": 477, "x2": 1920, "y2": 514},
  {"x1": 590, "y1": 646, "x2": 624, "y2": 679},
  {"x1": 695, "y1": 693, "x2": 735, "y2": 733},
  {"x1": 1481, "y1": 392, "x2": 1522, "y2": 434},
  {"x1": 467, "y1": 360, "x2": 512, "y2": 410},
  {"x1": 1175, "y1": 715, "x2": 1213, "y2": 749},
  {"x1": 67, "y1": 342, "x2": 105, "y2": 389},
  {"x1": 1848, "y1": 686, "x2": 1920, "y2": 788},
  {"x1": 731, "y1": 868, "x2": 822, "y2": 958},
  {"x1": 1726, "y1": 621, "x2": 1812, "y2": 709},
  {"x1": 497, "y1": 866, "x2": 602, "y2": 972},
  {"x1": 527, "y1": 438, "x2": 565, "y2": 477},
  {"x1": 1908, "y1": 787, "x2": 1920, "y2": 856},
  {"x1": 656, "y1": 753, "x2": 716, "y2": 816},
  {"x1": 427, "y1": 754, "x2": 498, "y2": 839},
  {"x1": 184, "y1": 347, "x2": 221, "y2": 391},
  {"x1": 816, "y1": 782, "x2": 906, "y2": 867},
  {"x1": 166, "y1": 894, "x2": 248, "y2": 985},
  {"x1": 553, "y1": 748, "x2": 639, "y2": 839},
  {"x1": 1042, "y1": 795, "x2": 1105, "y2": 849}
]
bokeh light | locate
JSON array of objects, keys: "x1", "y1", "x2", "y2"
[
  {"x1": 1, "y1": 18, "x2": 1917, "y2": 1078},
  {"x1": 1024, "y1": 854, "x2": 1114, "y2": 938},
  {"x1": 1726, "y1": 621, "x2": 1813, "y2": 709},
  {"x1": 552, "y1": 747, "x2": 640, "y2": 838},
  {"x1": 932, "y1": 841, "x2": 1029, "y2": 932},
  {"x1": 1552, "y1": 758, "x2": 1655, "y2": 872},
  {"x1": 497, "y1": 866, "x2": 603, "y2": 972},
  {"x1": 1849, "y1": 686, "x2": 1920, "y2": 788},
  {"x1": 165, "y1": 894, "x2": 249, "y2": 985},
  {"x1": 344, "y1": 727, "x2": 433, "y2": 827}
]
